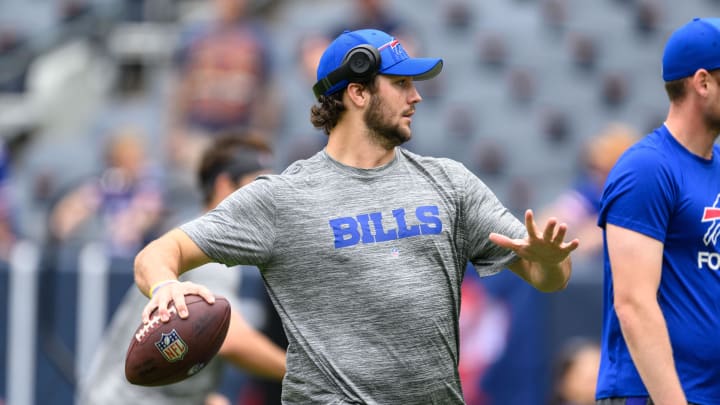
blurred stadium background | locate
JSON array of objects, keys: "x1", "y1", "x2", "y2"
[{"x1": 0, "y1": 0, "x2": 717, "y2": 404}]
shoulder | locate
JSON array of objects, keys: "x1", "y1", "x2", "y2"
[
  {"x1": 601, "y1": 131, "x2": 680, "y2": 208},
  {"x1": 398, "y1": 148, "x2": 471, "y2": 178},
  {"x1": 235, "y1": 151, "x2": 325, "y2": 192},
  {"x1": 279, "y1": 151, "x2": 326, "y2": 176},
  {"x1": 610, "y1": 131, "x2": 674, "y2": 179},
  {"x1": 397, "y1": 149, "x2": 482, "y2": 203}
]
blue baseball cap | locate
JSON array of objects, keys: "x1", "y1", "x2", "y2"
[
  {"x1": 315, "y1": 29, "x2": 443, "y2": 97},
  {"x1": 662, "y1": 17, "x2": 720, "y2": 81}
]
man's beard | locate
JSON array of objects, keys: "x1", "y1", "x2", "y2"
[
  {"x1": 363, "y1": 94, "x2": 411, "y2": 149},
  {"x1": 704, "y1": 108, "x2": 720, "y2": 135}
]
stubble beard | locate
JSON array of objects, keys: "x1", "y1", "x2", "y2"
[
  {"x1": 704, "y1": 108, "x2": 720, "y2": 136},
  {"x1": 363, "y1": 94, "x2": 411, "y2": 150}
]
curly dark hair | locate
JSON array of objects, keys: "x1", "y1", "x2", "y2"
[
  {"x1": 310, "y1": 78, "x2": 378, "y2": 135},
  {"x1": 310, "y1": 92, "x2": 346, "y2": 135}
]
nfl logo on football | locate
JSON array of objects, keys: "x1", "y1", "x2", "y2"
[{"x1": 155, "y1": 329, "x2": 188, "y2": 362}]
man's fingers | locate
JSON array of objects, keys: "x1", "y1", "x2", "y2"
[
  {"x1": 140, "y1": 281, "x2": 217, "y2": 324},
  {"x1": 142, "y1": 301, "x2": 157, "y2": 324},
  {"x1": 171, "y1": 291, "x2": 189, "y2": 319},
  {"x1": 157, "y1": 294, "x2": 173, "y2": 322},
  {"x1": 524, "y1": 209, "x2": 539, "y2": 238},
  {"x1": 489, "y1": 232, "x2": 519, "y2": 250},
  {"x1": 194, "y1": 284, "x2": 216, "y2": 305},
  {"x1": 562, "y1": 238, "x2": 581, "y2": 252},
  {"x1": 543, "y1": 218, "x2": 558, "y2": 241},
  {"x1": 552, "y1": 223, "x2": 568, "y2": 244},
  {"x1": 172, "y1": 284, "x2": 216, "y2": 319}
]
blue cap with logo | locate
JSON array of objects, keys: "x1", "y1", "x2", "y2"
[
  {"x1": 314, "y1": 29, "x2": 443, "y2": 97},
  {"x1": 662, "y1": 17, "x2": 720, "y2": 81}
]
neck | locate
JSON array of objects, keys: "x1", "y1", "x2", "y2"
[
  {"x1": 665, "y1": 105, "x2": 718, "y2": 159},
  {"x1": 325, "y1": 119, "x2": 397, "y2": 169}
]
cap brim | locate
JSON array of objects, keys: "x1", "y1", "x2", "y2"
[{"x1": 380, "y1": 58, "x2": 443, "y2": 81}]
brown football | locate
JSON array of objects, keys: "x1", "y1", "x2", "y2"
[{"x1": 124, "y1": 295, "x2": 231, "y2": 386}]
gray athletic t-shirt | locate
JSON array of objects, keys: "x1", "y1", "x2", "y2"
[{"x1": 181, "y1": 148, "x2": 526, "y2": 404}]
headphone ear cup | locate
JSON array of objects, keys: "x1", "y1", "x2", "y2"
[
  {"x1": 312, "y1": 44, "x2": 381, "y2": 99},
  {"x1": 344, "y1": 45, "x2": 380, "y2": 81}
]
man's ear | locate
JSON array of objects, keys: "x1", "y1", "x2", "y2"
[
  {"x1": 691, "y1": 69, "x2": 713, "y2": 97},
  {"x1": 345, "y1": 82, "x2": 370, "y2": 108}
]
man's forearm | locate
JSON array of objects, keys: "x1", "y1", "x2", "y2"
[
  {"x1": 134, "y1": 236, "x2": 183, "y2": 297},
  {"x1": 616, "y1": 301, "x2": 686, "y2": 404},
  {"x1": 528, "y1": 256, "x2": 571, "y2": 292},
  {"x1": 133, "y1": 228, "x2": 210, "y2": 297}
]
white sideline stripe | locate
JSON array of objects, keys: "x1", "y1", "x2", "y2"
[
  {"x1": 7, "y1": 240, "x2": 40, "y2": 405},
  {"x1": 75, "y1": 242, "x2": 109, "y2": 383}
]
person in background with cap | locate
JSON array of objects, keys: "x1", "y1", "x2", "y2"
[
  {"x1": 78, "y1": 134, "x2": 286, "y2": 405},
  {"x1": 133, "y1": 28, "x2": 579, "y2": 404},
  {"x1": 595, "y1": 17, "x2": 720, "y2": 405}
]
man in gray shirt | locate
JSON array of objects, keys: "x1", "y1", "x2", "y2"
[{"x1": 134, "y1": 28, "x2": 579, "y2": 404}]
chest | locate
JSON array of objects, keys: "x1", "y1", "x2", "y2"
[
  {"x1": 668, "y1": 172, "x2": 720, "y2": 250},
  {"x1": 277, "y1": 177, "x2": 456, "y2": 252}
]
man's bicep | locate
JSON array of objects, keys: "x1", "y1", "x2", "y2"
[{"x1": 607, "y1": 223, "x2": 664, "y2": 303}]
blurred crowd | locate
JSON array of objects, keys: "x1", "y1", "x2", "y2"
[{"x1": 0, "y1": 0, "x2": 715, "y2": 404}]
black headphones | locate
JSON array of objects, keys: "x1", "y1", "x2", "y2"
[{"x1": 312, "y1": 44, "x2": 381, "y2": 100}]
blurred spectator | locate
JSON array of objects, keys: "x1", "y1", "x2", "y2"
[
  {"x1": 569, "y1": 33, "x2": 599, "y2": 73},
  {"x1": 328, "y1": 0, "x2": 422, "y2": 60},
  {"x1": 273, "y1": 31, "x2": 330, "y2": 168},
  {"x1": 473, "y1": 139, "x2": 507, "y2": 176},
  {"x1": 121, "y1": 0, "x2": 179, "y2": 22},
  {"x1": 297, "y1": 33, "x2": 331, "y2": 85},
  {"x1": 0, "y1": 140, "x2": 18, "y2": 261},
  {"x1": 548, "y1": 338, "x2": 601, "y2": 405},
  {"x1": 444, "y1": 1, "x2": 474, "y2": 33},
  {"x1": 78, "y1": 134, "x2": 285, "y2": 405},
  {"x1": 600, "y1": 72, "x2": 630, "y2": 108},
  {"x1": 538, "y1": 123, "x2": 639, "y2": 268},
  {"x1": 634, "y1": 0, "x2": 663, "y2": 36},
  {"x1": 446, "y1": 104, "x2": 476, "y2": 141},
  {"x1": 541, "y1": 0, "x2": 568, "y2": 33},
  {"x1": 0, "y1": 28, "x2": 33, "y2": 92},
  {"x1": 59, "y1": 0, "x2": 93, "y2": 24},
  {"x1": 168, "y1": 0, "x2": 278, "y2": 170},
  {"x1": 477, "y1": 33, "x2": 508, "y2": 69},
  {"x1": 508, "y1": 68, "x2": 536, "y2": 105},
  {"x1": 329, "y1": 0, "x2": 407, "y2": 40},
  {"x1": 48, "y1": 126, "x2": 165, "y2": 261},
  {"x1": 58, "y1": 0, "x2": 108, "y2": 44},
  {"x1": 458, "y1": 267, "x2": 510, "y2": 405},
  {"x1": 220, "y1": 259, "x2": 289, "y2": 405},
  {"x1": 506, "y1": 177, "x2": 534, "y2": 217},
  {"x1": 541, "y1": 109, "x2": 572, "y2": 144},
  {"x1": 460, "y1": 265, "x2": 551, "y2": 404}
]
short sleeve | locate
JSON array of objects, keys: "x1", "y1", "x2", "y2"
[
  {"x1": 461, "y1": 167, "x2": 526, "y2": 275},
  {"x1": 181, "y1": 177, "x2": 277, "y2": 266},
  {"x1": 598, "y1": 146, "x2": 676, "y2": 242}
]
